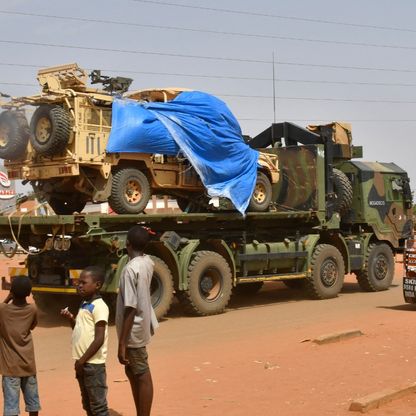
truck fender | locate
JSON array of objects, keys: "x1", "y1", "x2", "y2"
[
  {"x1": 177, "y1": 239, "x2": 236, "y2": 290},
  {"x1": 177, "y1": 240, "x2": 200, "y2": 291},
  {"x1": 146, "y1": 241, "x2": 180, "y2": 290},
  {"x1": 104, "y1": 254, "x2": 128, "y2": 293},
  {"x1": 356, "y1": 232, "x2": 385, "y2": 272},
  {"x1": 206, "y1": 239, "x2": 237, "y2": 285},
  {"x1": 303, "y1": 235, "x2": 322, "y2": 275},
  {"x1": 362, "y1": 233, "x2": 374, "y2": 255},
  {"x1": 105, "y1": 241, "x2": 181, "y2": 293},
  {"x1": 313, "y1": 233, "x2": 351, "y2": 273}
]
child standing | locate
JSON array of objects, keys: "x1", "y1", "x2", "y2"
[
  {"x1": 0, "y1": 276, "x2": 41, "y2": 416},
  {"x1": 61, "y1": 266, "x2": 109, "y2": 416},
  {"x1": 116, "y1": 225, "x2": 157, "y2": 416}
]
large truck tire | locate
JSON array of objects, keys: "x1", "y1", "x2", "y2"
[
  {"x1": 248, "y1": 172, "x2": 272, "y2": 212},
  {"x1": 108, "y1": 168, "x2": 151, "y2": 214},
  {"x1": 232, "y1": 281, "x2": 264, "y2": 296},
  {"x1": 356, "y1": 243, "x2": 394, "y2": 291},
  {"x1": 48, "y1": 195, "x2": 86, "y2": 215},
  {"x1": 30, "y1": 105, "x2": 71, "y2": 156},
  {"x1": 333, "y1": 168, "x2": 353, "y2": 215},
  {"x1": 179, "y1": 250, "x2": 232, "y2": 316},
  {"x1": 151, "y1": 256, "x2": 174, "y2": 320},
  {"x1": 305, "y1": 244, "x2": 345, "y2": 299},
  {"x1": 0, "y1": 111, "x2": 30, "y2": 160}
]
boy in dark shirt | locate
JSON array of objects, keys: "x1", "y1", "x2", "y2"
[{"x1": 0, "y1": 276, "x2": 40, "y2": 416}]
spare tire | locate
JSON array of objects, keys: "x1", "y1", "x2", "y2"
[
  {"x1": 0, "y1": 111, "x2": 30, "y2": 160},
  {"x1": 333, "y1": 168, "x2": 353, "y2": 215},
  {"x1": 30, "y1": 105, "x2": 71, "y2": 156}
]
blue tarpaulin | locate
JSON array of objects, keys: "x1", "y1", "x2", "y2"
[{"x1": 106, "y1": 91, "x2": 259, "y2": 214}]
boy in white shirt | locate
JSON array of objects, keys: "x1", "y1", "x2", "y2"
[{"x1": 61, "y1": 266, "x2": 109, "y2": 416}]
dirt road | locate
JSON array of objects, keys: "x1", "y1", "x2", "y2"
[{"x1": 1, "y1": 257, "x2": 416, "y2": 415}]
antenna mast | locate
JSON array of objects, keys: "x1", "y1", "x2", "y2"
[{"x1": 272, "y1": 52, "x2": 276, "y2": 123}]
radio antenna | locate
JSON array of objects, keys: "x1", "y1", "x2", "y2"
[{"x1": 272, "y1": 51, "x2": 276, "y2": 123}]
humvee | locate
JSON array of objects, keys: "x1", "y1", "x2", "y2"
[{"x1": 0, "y1": 63, "x2": 279, "y2": 214}]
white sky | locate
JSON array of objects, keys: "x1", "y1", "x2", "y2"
[{"x1": 1, "y1": 0, "x2": 416, "y2": 192}]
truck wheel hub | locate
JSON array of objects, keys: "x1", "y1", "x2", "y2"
[
  {"x1": 320, "y1": 258, "x2": 337, "y2": 287},
  {"x1": 253, "y1": 184, "x2": 266, "y2": 203},
  {"x1": 35, "y1": 117, "x2": 52, "y2": 143},
  {"x1": 199, "y1": 268, "x2": 221, "y2": 300},
  {"x1": 374, "y1": 255, "x2": 388, "y2": 280},
  {"x1": 125, "y1": 180, "x2": 142, "y2": 203}
]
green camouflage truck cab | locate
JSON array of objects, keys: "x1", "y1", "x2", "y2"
[{"x1": 338, "y1": 161, "x2": 412, "y2": 247}]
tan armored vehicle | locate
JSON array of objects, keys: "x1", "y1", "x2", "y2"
[{"x1": 0, "y1": 63, "x2": 279, "y2": 214}]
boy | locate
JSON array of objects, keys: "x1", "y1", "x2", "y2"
[
  {"x1": 0, "y1": 276, "x2": 41, "y2": 416},
  {"x1": 116, "y1": 225, "x2": 157, "y2": 416},
  {"x1": 61, "y1": 266, "x2": 109, "y2": 416}
]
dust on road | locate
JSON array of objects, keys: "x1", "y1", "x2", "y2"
[{"x1": 1, "y1": 257, "x2": 416, "y2": 415}]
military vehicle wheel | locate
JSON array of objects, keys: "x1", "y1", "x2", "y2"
[
  {"x1": 232, "y1": 281, "x2": 264, "y2": 296},
  {"x1": 356, "y1": 243, "x2": 394, "y2": 291},
  {"x1": 248, "y1": 172, "x2": 272, "y2": 212},
  {"x1": 333, "y1": 168, "x2": 353, "y2": 215},
  {"x1": 30, "y1": 105, "x2": 71, "y2": 156},
  {"x1": 109, "y1": 168, "x2": 151, "y2": 214},
  {"x1": 151, "y1": 256, "x2": 175, "y2": 319},
  {"x1": 180, "y1": 250, "x2": 232, "y2": 316},
  {"x1": 282, "y1": 279, "x2": 306, "y2": 289},
  {"x1": 0, "y1": 111, "x2": 30, "y2": 160},
  {"x1": 48, "y1": 195, "x2": 86, "y2": 215},
  {"x1": 305, "y1": 244, "x2": 345, "y2": 299}
]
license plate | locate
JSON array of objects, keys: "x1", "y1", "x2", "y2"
[{"x1": 403, "y1": 277, "x2": 416, "y2": 303}]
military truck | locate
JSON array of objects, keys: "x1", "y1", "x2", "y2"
[
  {"x1": 0, "y1": 121, "x2": 412, "y2": 319},
  {"x1": 0, "y1": 63, "x2": 279, "y2": 215}
]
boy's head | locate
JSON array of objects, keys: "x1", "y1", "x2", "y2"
[
  {"x1": 77, "y1": 266, "x2": 105, "y2": 299},
  {"x1": 11, "y1": 276, "x2": 32, "y2": 299},
  {"x1": 126, "y1": 225, "x2": 150, "y2": 254}
]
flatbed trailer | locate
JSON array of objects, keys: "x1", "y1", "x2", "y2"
[{"x1": 0, "y1": 204, "x2": 411, "y2": 318}]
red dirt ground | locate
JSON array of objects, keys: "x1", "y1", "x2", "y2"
[{"x1": 1, "y1": 255, "x2": 416, "y2": 415}]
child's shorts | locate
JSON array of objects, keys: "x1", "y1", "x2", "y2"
[
  {"x1": 125, "y1": 347, "x2": 149, "y2": 375},
  {"x1": 2, "y1": 375, "x2": 41, "y2": 416}
]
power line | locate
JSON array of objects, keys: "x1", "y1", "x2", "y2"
[
  {"x1": 238, "y1": 118, "x2": 416, "y2": 122},
  {"x1": 132, "y1": 0, "x2": 416, "y2": 34},
  {"x1": 220, "y1": 94, "x2": 416, "y2": 104},
  {"x1": 0, "y1": 39, "x2": 270, "y2": 63},
  {"x1": 3, "y1": 71, "x2": 416, "y2": 88},
  {"x1": 1, "y1": 81, "x2": 416, "y2": 104},
  {"x1": 1, "y1": 10, "x2": 416, "y2": 51},
  {"x1": 2, "y1": 40, "x2": 416, "y2": 75}
]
